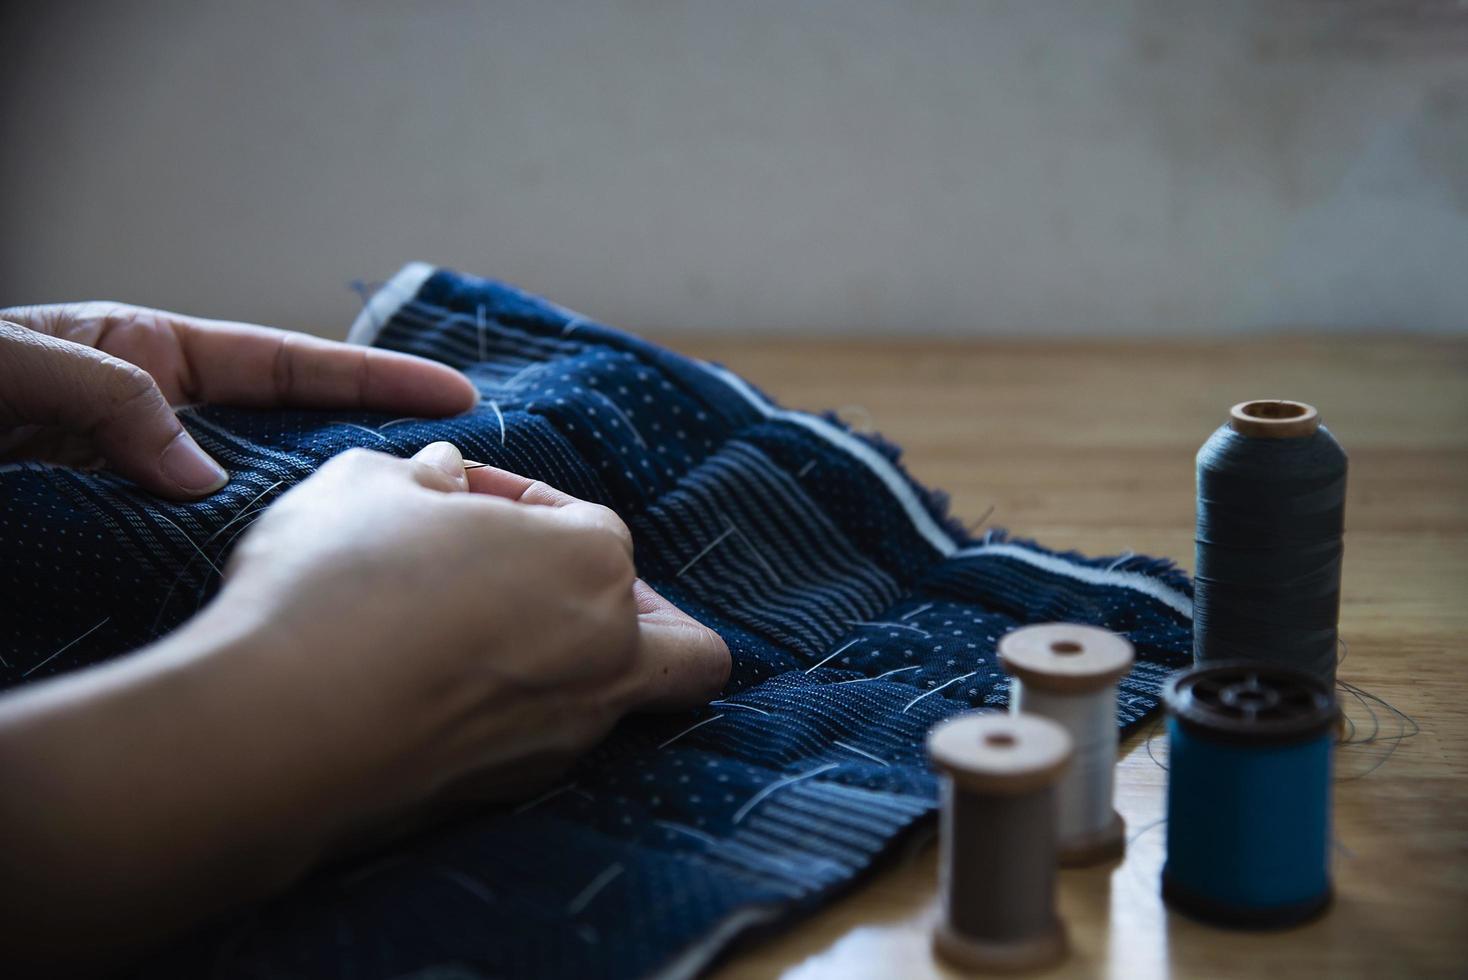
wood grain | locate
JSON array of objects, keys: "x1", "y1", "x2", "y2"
[{"x1": 656, "y1": 336, "x2": 1468, "y2": 980}]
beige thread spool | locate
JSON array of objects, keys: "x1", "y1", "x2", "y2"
[
  {"x1": 999, "y1": 623, "x2": 1134, "y2": 867},
  {"x1": 928, "y1": 712, "x2": 1072, "y2": 972}
]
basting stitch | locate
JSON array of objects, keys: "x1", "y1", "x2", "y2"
[
  {"x1": 902, "y1": 671, "x2": 977, "y2": 713},
  {"x1": 834, "y1": 664, "x2": 921, "y2": 685},
  {"x1": 326, "y1": 421, "x2": 388, "y2": 443},
  {"x1": 732, "y1": 763, "x2": 840, "y2": 824},
  {"x1": 709, "y1": 700, "x2": 772, "y2": 716},
  {"x1": 513, "y1": 783, "x2": 579, "y2": 815},
  {"x1": 567, "y1": 863, "x2": 624, "y2": 915},
  {"x1": 24, "y1": 616, "x2": 110, "y2": 678},
  {"x1": 832, "y1": 741, "x2": 890, "y2": 767},
  {"x1": 805, "y1": 638, "x2": 862, "y2": 674},
  {"x1": 658, "y1": 714, "x2": 725, "y2": 749},
  {"x1": 676, "y1": 525, "x2": 736, "y2": 578},
  {"x1": 655, "y1": 820, "x2": 721, "y2": 848},
  {"x1": 489, "y1": 400, "x2": 506, "y2": 447},
  {"x1": 589, "y1": 390, "x2": 648, "y2": 449}
]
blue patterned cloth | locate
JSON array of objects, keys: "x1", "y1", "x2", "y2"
[{"x1": 0, "y1": 264, "x2": 1193, "y2": 979}]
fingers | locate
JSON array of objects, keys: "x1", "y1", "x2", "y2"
[
  {"x1": 464, "y1": 465, "x2": 578, "y2": 506},
  {"x1": 0, "y1": 322, "x2": 227, "y2": 499},
  {"x1": 467, "y1": 465, "x2": 633, "y2": 558},
  {"x1": 189, "y1": 327, "x2": 480, "y2": 417},
  {"x1": 2, "y1": 302, "x2": 480, "y2": 418},
  {"x1": 620, "y1": 580, "x2": 731, "y2": 711}
]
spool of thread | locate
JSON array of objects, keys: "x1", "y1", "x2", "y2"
[
  {"x1": 928, "y1": 712, "x2": 1072, "y2": 972},
  {"x1": 1194, "y1": 399, "x2": 1348, "y2": 687},
  {"x1": 999, "y1": 623, "x2": 1134, "y2": 866},
  {"x1": 1162, "y1": 661, "x2": 1338, "y2": 928}
]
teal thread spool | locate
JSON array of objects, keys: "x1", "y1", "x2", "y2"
[{"x1": 1162, "y1": 662, "x2": 1338, "y2": 928}]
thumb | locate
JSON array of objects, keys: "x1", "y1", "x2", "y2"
[
  {"x1": 623, "y1": 580, "x2": 731, "y2": 711},
  {"x1": 409, "y1": 441, "x2": 469, "y2": 492},
  {"x1": 0, "y1": 321, "x2": 228, "y2": 499}
]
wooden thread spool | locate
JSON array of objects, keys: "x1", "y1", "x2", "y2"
[
  {"x1": 999, "y1": 623, "x2": 1133, "y2": 866},
  {"x1": 928, "y1": 712, "x2": 1072, "y2": 972}
]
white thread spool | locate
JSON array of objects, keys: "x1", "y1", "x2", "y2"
[{"x1": 999, "y1": 623, "x2": 1134, "y2": 866}]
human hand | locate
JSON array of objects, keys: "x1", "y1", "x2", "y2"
[
  {"x1": 0, "y1": 441, "x2": 728, "y2": 971},
  {"x1": 0, "y1": 302, "x2": 477, "y2": 499},
  {"x1": 214, "y1": 442, "x2": 730, "y2": 828}
]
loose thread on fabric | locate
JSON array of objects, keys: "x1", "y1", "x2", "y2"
[
  {"x1": 23, "y1": 616, "x2": 111, "y2": 678},
  {"x1": 806, "y1": 638, "x2": 861, "y2": 673},
  {"x1": 328, "y1": 421, "x2": 388, "y2": 443},
  {"x1": 567, "y1": 863, "x2": 623, "y2": 915},
  {"x1": 489, "y1": 401, "x2": 506, "y2": 447},
  {"x1": 732, "y1": 763, "x2": 840, "y2": 824},
  {"x1": 657, "y1": 714, "x2": 724, "y2": 750}
]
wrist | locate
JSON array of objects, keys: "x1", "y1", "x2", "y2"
[
  {"x1": 172, "y1": 584, "x2": 465, "y2": 847},
  {"x1": 0, "y1": 594, "x2": 338, "y2": 964}
]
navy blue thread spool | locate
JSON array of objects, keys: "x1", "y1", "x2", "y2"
[
  {"x1": 1162, "y1": 661, "x2": 1338, "y2": 928},
  {"x1": 1194, "y1": 400, "x2": 1348, "y2": 688}
]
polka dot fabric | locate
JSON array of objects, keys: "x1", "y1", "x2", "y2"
[{"x1": 0, "y1": 265, "x2": 1193, "y2": 979}]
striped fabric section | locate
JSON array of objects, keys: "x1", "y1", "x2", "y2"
[{"x1": 0, "y1": 264, "x2": 1193, "y2": 979}]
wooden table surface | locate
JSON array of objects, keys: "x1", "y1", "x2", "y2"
[{"x1": 662, "y1": 336, "x2": 1468, "y2": 980}]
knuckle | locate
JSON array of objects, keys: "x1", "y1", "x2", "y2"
[
  {"x1": 566, "y1": 700, "x2": 619, "y2": 749},
  {"x1": 326, "y1": 446, "x2": 393, "y2": 476},
  {"x1": 271, "y1": 332, "x2": 296, "y2": 401},
  {"x1": 577, "y1": 526, "x2": 636, "y2": 588},
  {"x1": 337, "y1": 446, "x2": 379, "y2": 465},
  {"x1": 699, "y1": 628, "x2": 733, "y2": 693},
  {"x1": 591, "y1": 503, "x2": 633, "y2": 542},
  {"x1": 527, "y1": 480, "x2": 566, "y2": 507},
  {"x1": 577, "y1": 588, "x2": 639, "y2": 680},
  {"x1": 97, "y1": 356, "x2": 161, "y2": 412},
  {"x1": 94, "y1": 303, "x2": 160, "y2": 346}
]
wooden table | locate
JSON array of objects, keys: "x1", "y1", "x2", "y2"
[{"x1": 664, "y1": 337, "x2": 1468, "y2": 980}]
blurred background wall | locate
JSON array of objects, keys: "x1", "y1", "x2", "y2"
[{"x1": 2, "y1": 0, "x2": 1465, "y2": 337}]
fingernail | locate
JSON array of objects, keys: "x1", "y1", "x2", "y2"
[{"x1": 160, "y1": 433, "x2": 228, "y2": 494}]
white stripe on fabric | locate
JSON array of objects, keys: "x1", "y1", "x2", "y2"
[
  {"x1": 698, "y1": 363, "x2": 959, "y2": 557},
  {"x1": 728, "y1": 830, "x2": 847, "y2": 882},
  {"x1": 347, "y1": 261, "x2": 436, "y2": 346},
  {"x1": 951, "y1": 542, "x2": 1194, "y2": 618},
  {"x1": 743, "y1": 813, "x2": 869, "y2": 866},
  {"x1": 717, "y1": 836, "x2": 831, "y2": 888},
  {"x1": 800, "y1": 780, "x2": 931, "y2": 818},
  {"x1": 352, "y1": 264, "x2": 1190, "y2": 620}
]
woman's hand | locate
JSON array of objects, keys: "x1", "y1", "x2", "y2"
[
  {"x1": 220, "y1": 442, "x2": 731, "y2": 815},
  {"x1": 0, "y1": 442, "x2": 729, "y2": 974},
  {"x1": 0, "y1": 301, "x2": 479, "y2": 498}
]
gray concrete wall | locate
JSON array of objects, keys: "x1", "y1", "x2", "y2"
[{"x1": 3, "y1": 1, "x2": 1465, "y2": 336}]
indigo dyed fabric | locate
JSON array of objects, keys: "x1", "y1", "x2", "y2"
[{"x1": 0, "y1": 264, "x2": 1194, "y2": 979}]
